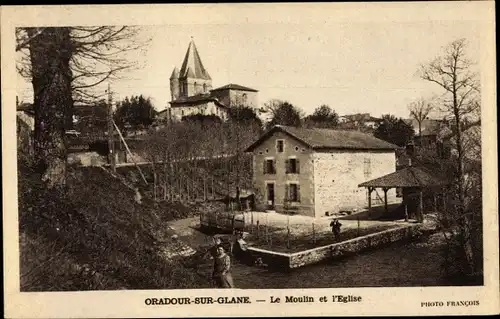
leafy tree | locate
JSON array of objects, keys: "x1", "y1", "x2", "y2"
[
  {"x1": 114, "y1": 95, "x2": 156, "y2": 131},
  {"x1": 264, "y1": 99, "x2": 302, "y2": 130},
  {"x1": 304, "y1": 104, "x2": 339, "y2": 129},
  {"x1": 373, "y1": 114, "x2": 414, "y2": 147}
]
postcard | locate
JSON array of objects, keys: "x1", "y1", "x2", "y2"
[{"x1": 2, "y1": 2, "x2": 498, "y2": 317}]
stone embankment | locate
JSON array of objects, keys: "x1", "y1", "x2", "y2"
[{"x1": 245, "y1": 224, "x2": 422, "y2": 269}]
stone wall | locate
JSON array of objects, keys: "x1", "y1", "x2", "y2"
[
  {"x1": 313, "y1": 150, "x2": 400, "y2": 216},
  {"x1": 251, "y1": 131, "x2": 315, "y2": 216},
  {"x1": 289, "y1": 224, "x2": 420, "y2": 268},
  {"x1": 244, "y1": 224, "x2": 420, "y2": 269}
]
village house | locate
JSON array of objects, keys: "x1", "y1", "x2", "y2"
[
  {"x1": 245, "y1": 125, "x2": 402, "y2": 218},
  {"x1": 158, "y1": 39, "x2": 258, "y2": 122}
]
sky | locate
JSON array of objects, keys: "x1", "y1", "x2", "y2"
[{"x1": 16, "y1": 7, "x2": 482, "y2": 119}]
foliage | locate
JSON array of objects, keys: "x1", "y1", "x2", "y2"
[
  {"x1": 303, "y1": 105, "x2": 339, "y2": 129},
  {"x1": 18, "y1": 158, "x2": 209, "y2": 291},
  {"x1": 264, "y1": 99, "x2": 303, "y2": 130},
  {"x1": 373, "y1": 114, "x2": 415, "y2": 147},
  {"x1": 182, "y1": 114, "x2": 223, "y2": 126},
  {"x1": 114, "y1": 95, "x2": 156, "y2": 131}
]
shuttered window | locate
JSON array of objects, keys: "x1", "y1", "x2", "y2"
[
  {"x1": 263, "y1": 159, "x2": 276, "y2": 174},
  {"x1": 286, "y1": 158, "x2": 300, "y2": 174},
  {"x1": 288, "y1": 183, "x2": 300, "y2": 202}
]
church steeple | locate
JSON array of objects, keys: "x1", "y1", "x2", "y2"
[
  {"x1": 176, "y1": 39, "x2": 212, "y2": 97},
  {"x1": 179, "y1": 39, "x2": 211, "y2": 80}
]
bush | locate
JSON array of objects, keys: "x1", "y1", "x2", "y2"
[{"x1": 18, "y1": 161, "x2": 209, "y2": 291}]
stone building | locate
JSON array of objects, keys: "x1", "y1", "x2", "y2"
[
  {"x1": 245, "y1": 125, "x2": 401, "y2": 218},
  {"x1": 160, "y1": 39, "x2": 258, "y2": 122}
]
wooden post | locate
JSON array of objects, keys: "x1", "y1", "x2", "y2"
[
  {"x1": 368, "y1": 187, "x2": 373, "y2": 218},
  {"x1": 357, "y1": 217, "x2": 360, "y2": 237},
  {"x1": 287, "y1": 226, "x2": 290, "y2": 249},
  {"x1": 419, "y1": 189, "x2": 424, "y2": 223},
  {"x1": 107, "y1": 84, "x2": 116, "y2": 173},
  {"x1": 404, "y1": 202, "x2": 409, "y2": 222},
  {"x1": 256, "y1": 220, "x2": 260, "y2": 238},
  {"x1": 312, "y1": 222, "x2": 316, "y2": 244},
  {"x1": 383, "y1": 187, "x2": 388, "y2": 213}
]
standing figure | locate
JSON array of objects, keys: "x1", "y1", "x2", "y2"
[
  {"x1": 212, "y1": 246, "x2": 234, "y2": 288},
  {"x1": 330, "y1": 219, "x2": 342, "y2": 241},
  {"x1": 203, "y1": 236, "x2": 222, "y2": 260}
]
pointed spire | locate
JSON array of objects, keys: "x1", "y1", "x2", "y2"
[
  {"x1": 179, "y1": 39, "x2": 211, "y2": 80},
  {"x1": 170, "y1": 67, "x2": 179, "y2": 79}
]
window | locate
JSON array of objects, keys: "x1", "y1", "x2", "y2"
[
  {"x1": 285, "y1": 183, "x2": 300, "y2": 202},
  {"x1": 285, "y1": 158, "x2": 300, "y2": 174},
  {"x1": 203, "y1": 83, "x2": 207, "y2": 92},
  {"x1": 263, "y1": 159, "x2": 276, "y2": 174},
  {"x1": 276, "y1": 140, "x2": 284, "y2": 153},
  {"x1": 363, "y1": 158, "x2": 371, "y2": 178}
]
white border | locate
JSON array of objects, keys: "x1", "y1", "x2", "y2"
[{"x1": 2, "y1": 2, "x2": 498, "y2": 318}]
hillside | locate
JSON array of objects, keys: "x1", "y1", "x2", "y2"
[{"x1": 18, "y1": 161, "x2": 211, "y2": 291}]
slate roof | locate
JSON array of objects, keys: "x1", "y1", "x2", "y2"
[
  {"x1": 245, "y1": 125, "x2": 399, "y2": 152},
  {"x1": 179, "y1": 40, "x2": 211, "y2": 80},
  {"x1": 358, "y1": 166, "x2": 447, "y2": 188},
  {"x1": 211, "y1": 83, "x2": 258, "y2": 92}
]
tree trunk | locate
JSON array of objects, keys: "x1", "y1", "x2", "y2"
[{"x1": 28, "y1": 27, "x2": 73, "y2": 188}]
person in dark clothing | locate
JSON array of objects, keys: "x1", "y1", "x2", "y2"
[
  {"x1": 330, "y1": 219, "x2": 342, "y2": 241},
  {"x1": 203, "y1": 236, "x2": 222, "y2": 260},
  {"x1": 212, "y1": 246, "x2": 234, "y2": 288}
]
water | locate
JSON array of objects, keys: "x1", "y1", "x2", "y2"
[{"x1": 228, "y1": 240, "x2": 449, "y2": 288}]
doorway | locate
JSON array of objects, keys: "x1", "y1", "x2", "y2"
[{"x1": 266, "y1": 183, "x2": 275, "y2": 209}]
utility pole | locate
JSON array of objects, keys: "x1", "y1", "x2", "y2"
[{"x1": 107, "y1": 83, "x2": 116, "y2": 172}]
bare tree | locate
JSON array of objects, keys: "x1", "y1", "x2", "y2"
[
  {"x1": 408, "y1": 97, "x2": 434, "y2": 139},
  {"x1": 419, "y1": 38, "x2": 481, "y2": 277},
  {"x1": 17, "y1": 26, "x2": 149, "y2": 103},
  {"x1": 17, "y1": 26, "x2": 148, "y2": 187}
]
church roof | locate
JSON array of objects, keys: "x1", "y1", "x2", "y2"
[
  {"x1": 245, "y1": 125, "x2": 399, "y2": 152},
  {"x1": 170, "y1": 67, "x2": 179, "y2": 79},
  {"x1": 211, "y1": 83, "x2": 258, "y2": 92},
  {"x1": 179, "y1": 40, "x2": 211, "y2": 80},
  {"x1": 169, "y1": 93, "x2": 228, "y2": 109}
]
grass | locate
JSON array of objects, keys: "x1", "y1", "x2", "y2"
[
  {"x1": 247, "y1": 224, "x2": 400, "y2": 254},
  {"x1": 18, "y1": 159, "x2": 212, "y2": 291}
]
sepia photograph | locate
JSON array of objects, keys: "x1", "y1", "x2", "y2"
[{"x1": 2, "y1": 2, "x2": 498, "y2": 318}]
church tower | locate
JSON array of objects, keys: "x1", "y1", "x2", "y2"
[
  {"x1": 176, "y1": 39, "x2": 212, "y2": 98},
  {"x1": 169, "y1": 67, "x2": 180, "y2": 100}
]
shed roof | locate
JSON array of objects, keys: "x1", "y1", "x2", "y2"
[
  {"x1": 245, "y1": 125, "x2": 399, "y2": 152},
  {"x1": 358, "y1": 166, "x2": 447, "y2": 188}
]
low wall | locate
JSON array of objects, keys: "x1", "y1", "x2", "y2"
[{"x1": 245, "y1": 224, "x2": 421, "y2": 269}]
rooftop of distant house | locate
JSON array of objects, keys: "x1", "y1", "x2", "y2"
[
  {"x1": 245, "y1": 125, "x2": 399, "y2": 152},
  {"x1": 340, "y1": 113, "x2": 382, "y2": 123}
]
